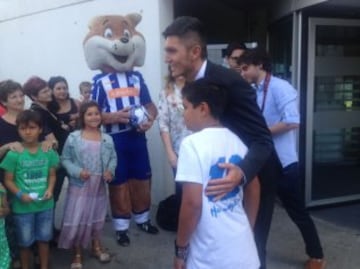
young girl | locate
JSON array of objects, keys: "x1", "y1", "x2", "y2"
[
  {"x1": 58, "y1": 101, "x2": 117, "y2": 269},
  {"x1": 0, "y1": 182, "x2": 10, "y2": 269}
]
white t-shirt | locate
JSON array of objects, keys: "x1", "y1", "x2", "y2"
[{"x1": 176, "y1": 127, "x2": 260, "y2": 269}]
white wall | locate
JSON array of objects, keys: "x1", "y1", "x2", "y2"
[{"x1": 0, "y1": 0, "x2": 175, "y2": 204}]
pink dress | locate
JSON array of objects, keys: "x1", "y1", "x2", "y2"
[{"x1": 58, "y1": 139, "x2": 107, "y2": 248}]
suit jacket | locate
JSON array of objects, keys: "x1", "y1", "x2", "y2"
[{"x1": 204, "y1": 61, "x2": 281, "y2": 186}]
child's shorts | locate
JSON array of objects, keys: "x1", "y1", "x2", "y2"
[{"x1": 13, "y1": 208, "x2": 53, "y2": 247}]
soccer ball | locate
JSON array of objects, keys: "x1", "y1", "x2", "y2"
[{"x1": 129, "y1": 105, "x2": 150, "y2": 128}]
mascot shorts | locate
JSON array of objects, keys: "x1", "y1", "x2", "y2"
[{"x1": 110, "y1": 131, "x2": 152, "y2": 185}]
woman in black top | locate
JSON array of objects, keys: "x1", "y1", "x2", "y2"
[
  {"x1": 48, "y1": 76, "x2": 80, "y2": 132},
  {"x1": 0, "y1": 80, "x2": 25, "y2": 269}
]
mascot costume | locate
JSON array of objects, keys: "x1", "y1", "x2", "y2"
[{"x1": 83, "y1": 13, "x2": 159, "y2": 246}]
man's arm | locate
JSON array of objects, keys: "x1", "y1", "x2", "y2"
[
  {"x1": 101, "y1": 108, "x2": 131, "y2": 125},
  {"x1": 269, "y1": 122, "x2": 299, "y2": 136},
  {"x1": 206, "y1": 64, "x2": 275, "y2": 184},
  {"x1": 137, "y1": 102, "x2": 158, "y2": 132},
  {"x1": 205, "y1": 81, "x2": 274, "y2": 199}
]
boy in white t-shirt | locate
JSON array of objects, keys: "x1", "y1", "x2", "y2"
[{"x1": 174, "y1": 79, "x2": 260, "y2": 269}]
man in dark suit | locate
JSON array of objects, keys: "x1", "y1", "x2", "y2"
[{"x1": 163, "y1": 16, "x2": 282, "y2": 269}]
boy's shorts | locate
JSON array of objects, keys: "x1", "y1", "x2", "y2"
[
  {"x1": 13, "y1": 208, "x2": 53, "y2": 247},
  {"x1": 111, "y1": 131, "x2": 152, "y2": 185}
]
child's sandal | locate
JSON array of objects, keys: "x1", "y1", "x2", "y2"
[
  {"x1": 91, "y1": 246, "x2": 111, "y2": 263},
  {"x1": 70, "y1": 254, "x2": 82, "y2": 269}
]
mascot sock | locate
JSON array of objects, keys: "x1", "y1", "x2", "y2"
[
  {"x1": 112, "y1": 217, "x2": 130, "y2": 232},
  {"x1": 134, "y1": 209, "x2": 159, "y2": 234},
  {"x1": 133, "y1": 209, "x2": 149, "y2": 225}
]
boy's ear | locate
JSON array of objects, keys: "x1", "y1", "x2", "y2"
[{"x1": 199, "y1": 102, "x2": 210, "y2": 115}]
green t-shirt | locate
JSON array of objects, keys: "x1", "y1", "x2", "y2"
[{"x1": 0, "y1": 146, "x2": 59, "y2": 214}]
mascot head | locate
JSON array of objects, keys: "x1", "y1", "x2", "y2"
[{"x1": 83, "y1": 13, "x2": 146, "y2": 73}]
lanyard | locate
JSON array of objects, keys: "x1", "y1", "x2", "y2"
[{"x1": 260, "y1": 73, "x2": 271, "y2": 113}]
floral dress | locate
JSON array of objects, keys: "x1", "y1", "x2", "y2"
[
  {"x1": 157, "y1": 84, "x2": 191, "y2": 154},
  {"x1": 0, "y1": 183, "x2": 10, "y2": 269}
]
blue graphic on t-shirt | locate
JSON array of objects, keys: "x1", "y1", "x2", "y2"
[{"x1": 207, "y1": 154, "x2": 242, "y2": 202}]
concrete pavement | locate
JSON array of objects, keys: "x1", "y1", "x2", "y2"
[{"x1": 50, "y1": 202, "x2": 360, "y2": 269}]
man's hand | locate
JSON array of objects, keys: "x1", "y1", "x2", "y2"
[
  {"x1": 173, "y1": 257, "x2": 186, "y2": 269},
  {"x1": 137, "y1": 115, "x2": 154, "y2": 132},
  {"x1": 102, "y1": 107, "x2": 131, "y2": 125},
  {"x1": 118, "y1": 107, "x2": 131, "y2": 124},
  {"x1": 205, "y1": 163, "x2": 244, "y2": 201}
]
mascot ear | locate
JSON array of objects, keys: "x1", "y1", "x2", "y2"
[
  {"x1": 126, "y1": 13, "x2": 142, "y2": 27},
  {"x1": 87, "y1": 16, "x2": 102, "y2": 30}
]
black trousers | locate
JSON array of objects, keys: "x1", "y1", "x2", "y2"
[
  {"x1": 253, "y1": 149, "x2": 281, "y2": 269},
  {"x1": 278, "y1": 162, "x2": 323, "y2": 259}
]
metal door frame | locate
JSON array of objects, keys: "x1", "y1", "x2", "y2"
[{"x1": 306, "y1": 17, "x2": 360, "y2": 206}]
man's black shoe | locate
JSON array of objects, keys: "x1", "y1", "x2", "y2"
[
  {"x1": 137, "y1": 220, "x2": 159, "y2": 234},
  {"x1": 116, "y1": 230, "x2": 130, "y2": 247}
]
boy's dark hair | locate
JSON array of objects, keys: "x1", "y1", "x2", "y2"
[
  {"x1": 224, "y1": 42, "x2": 246, "y2": 57},
  {"x1": 79, "y1": 81, "x2": 92, "y2": 93},
  {"x1": 163, "y1": 16, "x2": 208, "y2": 59},
  {"x1": 16, "y1": 109, "x2": 43, "y2": 129},
  {"x1": 0, "y1": 79, "x2": 23, "y2": 103},
  {"x1": 23, "y1": 76, "x2": 48, "y2": 100},
  {"x1": 237, "y1": 48, "x2": 272, "y2": 73},
  {"x1": 182, "y1": 79, "x2": 227, "y2": 119},
  {"x1": 78, "y1": 100, "x2": 101, "y2": 129}
]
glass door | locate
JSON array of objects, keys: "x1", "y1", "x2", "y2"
[{"x1": 306, "y1": 18, "x2": 360, "y2": 206}]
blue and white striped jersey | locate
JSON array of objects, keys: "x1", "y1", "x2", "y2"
[{"x1": 92, "y1": 71, "x2": 152, "y2": 134}]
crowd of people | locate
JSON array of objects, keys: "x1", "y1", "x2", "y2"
[{"x1": 0, "y1": 16, "x2": 326, "y2": 269}]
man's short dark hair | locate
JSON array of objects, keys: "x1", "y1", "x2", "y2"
[
  {"x1": 237, "y1": 48, "x2": 272, "y2": 73},
  {"x1": 224, "y1": 42, "x2": 246, "y2": 57},
  {"x1": 16, "y1": 109, "x2": 43, "y2": 129},
  {"x1": 163, "y1": 16, "x2": 208, "y2": 59},
  {"x1": 182, "y1": 79, "x2": 227, "y2": 119}
]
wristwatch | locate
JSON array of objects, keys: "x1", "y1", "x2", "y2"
[{"x1": 174, "y1": 241, "x2": 189, "y2": 261}]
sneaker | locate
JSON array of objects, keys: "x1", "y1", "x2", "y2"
[
  {"x1": 116, "y1": 230, "x2": 130, "y2": 247},
  {"x1": 305, "y1": 258, "x2": 326, "y2": 269},
  {"x1": 137, "y1": 220, "x2": 159, "y2": 234}
]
